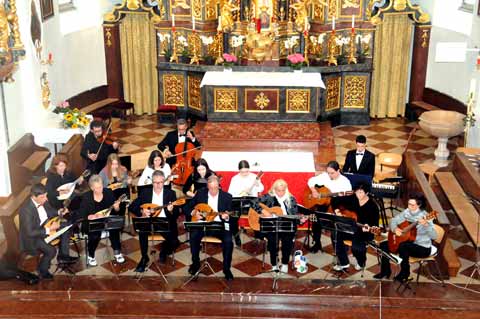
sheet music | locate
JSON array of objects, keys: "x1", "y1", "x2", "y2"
[{"x1": 45, "y1": 224, "x2": 72, "y2": 244}]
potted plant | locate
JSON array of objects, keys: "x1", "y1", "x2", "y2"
[
  {"x1": 222, "y1": 53, "x2": 237, "y2": 71},
  {"x1": 286, "y1": 53, "x2": 305, "y2": 72}
]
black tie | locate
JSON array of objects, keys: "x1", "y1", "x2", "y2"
[{"x1": 356, "y1": 153, "x2": 364, "y2": 156}]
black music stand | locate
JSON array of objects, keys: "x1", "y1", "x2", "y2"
[
  {"x1": 85, "y1": 216, "x2": 125, "y2": 278},
  {"x1": 260, "y1": 216, "x2": 296, "y2": 291},
  {"x1": 231, "y1": 196, "x2": 257, "y2": 215},
  {"x1": 182, "y1": 221, "x2": 226, "y2": 288},
  {"x1": 132, "y1": 217, "x2": 171, "y2": 283}
]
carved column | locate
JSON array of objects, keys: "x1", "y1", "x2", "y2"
[
  {"x1": 409, "y1": 25, "x2": 431, "y2": 103},
  {"x1": 103, "y1": 24, "x2": 124, "y2": 99}
]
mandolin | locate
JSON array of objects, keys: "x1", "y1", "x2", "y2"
[
  {"x1": 247, "y1": 203, "x2": 316, "y2": 231},
  {"x1": 303, "y1": 185, "x2": 354, "y2": 209},
  {"x1": 191, "y1": 203, "x2": 240, "y2": 222},
  {"x1": 89, "y1": 194, "x2": 130, "y2": 220},
  {"x1": 239, "y1": 171, "x2": 264, "y2": 197},
  {"x1": 57, "y1": 169, "x2": 91, "y2": 200},
  {"x1": 387, "y1": 211, "x2": 438, "y2": 253},
  {"x1": 43, "y1": 198, "x2": 72, "y2": 245},
  {"x1": 139, "y1": 198, "x2": 186, "y2": 217}
]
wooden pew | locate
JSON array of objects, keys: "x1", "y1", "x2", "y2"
[
  {"x1": 81, "y1": 98, "x2": 119, "y2": 115},
  {"x1": 58, "y1": 134, "x2": 86, "y2": 178},
  {"x1": 400, "y1": 152, "x2": 460, "y2": 277},
  {"x1": 7, "y1": 134, "x2": 51, "y2": 194}
]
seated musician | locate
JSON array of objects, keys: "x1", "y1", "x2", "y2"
[
  {"x1": 182, "y1": 158, "x2": 215, "y2": 198},
  {"x1": 332, "y1": 183, "x2": 379, "y2": 272},
  {"x1": 374, "y1": 193, "x2": 437, "y2": 282},
  {"x1": 228, "y1": 160, "x2": 264, "y2": 197},
  {"x1": 307, "y1": 160, "x2": 352, "y2": 253},
  {"x1": 129, "y1": 170, "x2": 178, "y2": 272},
  {"x1": 342, "y1": 135, "x2": 375, "y2": 178},
  {"x1": 45, "y1": 154, "x2": 82, "y2": 210},
  {"x1": 253, "y1": 179, "x2": 305, "y2": 274},
  {"x1": 137, "y1": 150, "x2": 173, "y2": 186},
  {"x1": 19, "y1": 184, "x2": 78, "y2": 280},
  {"x1": 99, "y1": 154, "x2": 130, "y2": 190},
  {"x1": 79, "y1": 175, "x2": 124, "y2": 267},
  {"x1": 186, "y1": 175, "x2": 234, "y2": 281},
  {"x1": 80, "y1": 120, "x2": 119, "y2": 174},
  {"x1": 157, "y1": 118, "x2": 201, "y2": 167}
]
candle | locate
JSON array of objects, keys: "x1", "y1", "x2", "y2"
[
  {"x1": 218, "y1": 16, "x2": 222, "y2": 31},
  {"x1": 351, "y1": 15, "x2": 355, "y2": 30},
  {"x1": 304, "y1": 16, "x2": 308, "y2": 31},
  {"x1": 172, "y1": 14, "x2": 175, "y2": 27},
  {"x1": 192, "y1": 16, "x2": 195, "y2": 31},
  {"x1": 469, "y1": 78, "x2": 477, "y2": 100},
  {"x1": 48, "y1": 52, "x2": 52, "y2": 61},
  {"x1": 332, "y1": 17, "x2": 335, "y2": 30}
]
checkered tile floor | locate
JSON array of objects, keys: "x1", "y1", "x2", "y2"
[{"x1": 22, "y1": 115, "x2": 477, "y2": 284}]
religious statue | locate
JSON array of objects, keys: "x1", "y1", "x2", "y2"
[
  {"x1": 245, "y1": 28, "x2": 276, "y2": 63},
  {"x1": 0, "y1": 6, "x2": 9, "y2": 58},
  {"x1": 172, "y1": 0, "x2": 190, "y2": 9},
  {"x1": 220, "y1": 0, "x2": 239, "y2": 32},
  {"x1": 290, "y1": 0, "x2": 326, "y2": 32},
  {"x1": 40, "y1": 72, "x2": 51, "y2": 109},
  {"x1": 259, "y1": 6, "x2": 270, "y2": 30}
]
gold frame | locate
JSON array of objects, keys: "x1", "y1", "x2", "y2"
[
  {"x1": 286, "y1": 89, "x2": 311, "y2": 113},
  {"x1": 214, "y1": 88, "x2": 238, "y2": 112},
  {"x1": 162, "y1": 73, "x2": 185, "y2": 106},
  {"x1": 244, "y1": 89, "x2": 280, "y2": 113},
  {"x1": 325, "y1": 77, "x2": 341, "y2": 111},
  {"x1": 343, "y1": 75, "x2": 368, "y2": 108},
  {"x1": 188, "y1": 75, "x2": 202, "y2": 111}
]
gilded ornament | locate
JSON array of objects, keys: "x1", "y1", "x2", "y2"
[
  {"x1": 254, "y1": 92, "x2": 270, "y2": 109},
  {"x1": 220, "y1": 0, "x2": 239, "y2": 32},
  {"x1": 326, "y1": 77, "x2": 340, "y2": 110},
  {"x1": 214, "y1": 88, "x2": 238, "y2": 112},
  {"x1": 393, "y1": 0, "x2": 406, "y2": 11},
  {"x1": 7, "y1": 0, "x2": 23, "y2": 50},
  {"x1": 104, "y1": 12, "x2": 116, "y2": 22},
  {"x1": 328, "y1": 0, "x2": 337, "y2": 18},
  {"x1": 163, "y1": 74, "x2": 185, "y2": 105},
  {"x1": 418, "y1": 13, "x2": 430, "y2": 24},
  {"x1": 192, "y1": 0, "x2": 202, "y2": 18},
  {"x1": 313, "y1": 3, "x2": 324, "y2": 21},
  {"x1": 127, "y1": 0, "x2": 141, "y2": 10},
  {"x1": 41, "y1": 72, "x2": 51, "y2": 109},
  {"x1": 206, "y1": 0, "x2": 216, "y2": 19},
  {"x1": 172, "y1": 0, "x2": 191, "y2": 9},
  {"x1": 0, "y1": 6, "x2": 9, "y2": 56},
  {"x1": 290, "y1": 0, "x2": 326, "y2": 32},
  {"x1": 342, "y1": 0, "x2": 360, "y2": 9},
  {"x1": 188, "y1": 76, "x2": 202, "y2": 110},
  {"x1": 343, "y1": 75, "x2": 367, "y2": 108},
  {"x1": 287, "y1": 89, "x2": 310, "y2": 113},
  {"x1": 421, "y1": 30, "x2": 428, "y2": 48},
  {"x1": 105, "y1": 28, "x2": 112, "y2": 47}
]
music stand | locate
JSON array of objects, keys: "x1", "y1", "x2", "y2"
[
  {"x1": 86, "y1": 216, "x2": 125, "y2": 279},
  {"x1": 132, "y1": 217, "x2": 170, "y2": 283},
  {"x1": 232, "y1": 196, "x2": 257, "y2": 248},
  {"x1": 379, "y1": 177, "x2": 407, "y2": 214},
  {"x1": 260, "y1": 216, "x2": 296, "y2": 291},
  {"x1": 182, "y1": 221, "x2": 226, "y2": 288}
]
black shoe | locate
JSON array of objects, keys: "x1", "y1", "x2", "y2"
[
  {"x1": 135, "y1": 257, "x2": 149, "y2": 273},
  {"x1": 373, "y1": 271, "x2": 391, "y2": 280},
  {"x1": 159, "y1": 253, "x2": 167, "y2": 264},
  {"x1": 188, "y1": 263, "x2": 200, "y2": 275},
  {"x1": 58, "y1": 255, "x2": 78, "y2": 264},
  {"x1": 234, "y1": 235, "x2": 242, "y2": 247},
  {"x1": 224, "y1": 269, "x2": 234, "y2": 281},
  {"x1": 393, "y1": 273, "x2": 409, "y2": 283},
  {"x1": 39, "y1": 272, "x2": 54, "y2": 280},
  {"x1": 310, "y1": 243, "x2": 322, "y2": 253}
]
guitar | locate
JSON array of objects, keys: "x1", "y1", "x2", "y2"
[
  {"x1": 89, "y1": 194, "x2": 130, "y2": 220},
  {"x1": 303, "y1": 185, "x2": 354, "y2": 209},
  {"x1": 387, "y1": 211, "x2": 438, "y2": 253},
  {"x1": 330, "y1": 207, "x2": 382, "y2": 235},
  {"x1": 247, "y1": 203, "x2": 317, "y2": 231},
  {"x1": 239, "y1": 171, "x2": 264, "y2": 197},
  {"x1": 139, "y1": 198, "x2": 186, "y2": 217},
  {"x1": 57, "y1": 169, "x2": 91, "y2": 200},
  {"x1": 191, "y1": 203, "x2": 240, "y2": 222}
]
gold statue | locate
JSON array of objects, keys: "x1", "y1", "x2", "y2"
[
  {"x1": 172, "y1": 0, "x2": 191, "y2": 9},
  {"x1": 290, "y1": 0, "x2": 326, "y2": 32},
  {"x1": 245, "y1": 29, "x2": 275, "y2": 63},
  {"x1": 0, "y1": 5, "x2": 10, "y2": 57},
  {"x1": 220, "y1": 0, "x2": 239, "y2": 32},
  {"x1": 41, "y1": 72, "x2": 51, "y2": 109}
]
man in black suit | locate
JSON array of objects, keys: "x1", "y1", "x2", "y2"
[
  {"x1": 19, "y1": 184, "x2": 77, "y2": 279},
  {"x1": 342, "y1": 135, "x2": 376, "y2": 178},
  {"x1": 157, "y1": 118, "x2": 201, "y2": 167},
  {"x1": 129, "y1": 170, "x2": 179, "y2": 272},
  {"x1": 185, "y1": 175, "x2": 234, "y2": 280},
  {"x1": 80, "y1": 120, "x2": 119, "y2": 174}
]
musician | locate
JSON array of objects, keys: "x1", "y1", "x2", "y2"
[
  {"x1": 374, "y1": 194, "x2": 437, "y2": 282},
  {"x1": 45, "y1": 154, "x2": 81, "y2": 210},
  {"x1": 79, "y1": 175, "x2": 124, "y2": 267},
  {"x1": 157, "y1": 118, "x2": 201, "y2": 167},
  {"x1": 228, "y1": 160, "x2": 264, "y2": 197},
  {"x1": 80, "y1": 120, "x2": 119, "y2": 174},
  {"x1": 129, "y1": 170, "x2": 178, "y2": 272},
  {"x1": 342, "y1": 135, "x2": 375, "y2": 178},
  {"x1": 19, "y1": 184, "x2": 77, "y2": 279},
  {"x1": 186, "y1": 175, "x2": 234, "y2": 281},
  {"x1": 254, "y1": 179, "x2": 304, "y2": 273},
  {"x1": 182, "y1": 158, "x2": 215, "y2": 197},
  {"x1": 332, "y1": 183, "x2": 379, "y2": 272},
  {"x1": 99, "y1": 154, "x2": 130, "y2": 190},
  {"x1": 137, "y1": 150, "x2": 172, "y2": 186},
  {"x1": 307, "y1": 161, "x2": 352, "y2": 253}
]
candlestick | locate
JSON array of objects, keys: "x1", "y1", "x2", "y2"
[
  {"x1": 170, "y1": 30, "x2": 179, "y2": 63},
  {"x1": 347, "y1": 28, "x2": 357, "y2": 64},
  {"x1": 327, "y1": 31, "x2": 338, "y2": 66},
  {"x1": 192, "y1": 16, "x2": 195, "y2": 31}
]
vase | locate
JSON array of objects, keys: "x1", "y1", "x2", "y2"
[
  {"x1": 223, "y1": 67, "x2": 233, "y2": 72},
  {"x1": 293, "y1": 69, "x2": 302, "y2": 73}
]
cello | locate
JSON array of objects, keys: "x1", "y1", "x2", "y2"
[{"x1": 171, "y1": 129, "x2": 201, "y2": 186}]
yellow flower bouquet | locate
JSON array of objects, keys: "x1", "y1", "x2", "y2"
[{"x1": 63, "y1": 108, "x2": 90, "y2": 129}]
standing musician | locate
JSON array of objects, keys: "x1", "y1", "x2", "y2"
[
  {"x1": 19, "y1": 184, "x2": 78, "y2": 279},
  {"x1": 228, "y1": 160, "x2": 264, "y2": 197},
  {"x1": 332, "y1": 183, "x2": 379, "y2": 272},
  {"x1": 129, "y1": 170, "x2": 178, "y2": 272},
  {"x1": 45, "y1": 154, "x2": 83, "y2": 210},
  {"x1": 342, "y1": 135, "x2": 376, "y2": 178},
  {"x1": 186, "y1": 175, "x2": 234, "y2": 281},
  {"x1": 81, "y1": 120, "x2": 119, "y2": 174},
  {"x1": 307, "y1": 161, "x2": 352, "y2": 253},
  {"x1": 182, "y1": 158, "x2": 215, "y2": 198},
  {"x1": 252, "y1": 179, "x2": 305, "y2": 273},
  {"x1": 78, "y1": 175, "x2": 125, "y2": 267},
  {"x1": 137, "y1": 150, "x2": 172, "y2": 186},
  {"x1": 157, "y1": 118, "x2": 201, "y2": 167},
  {"x1": 374, "y1": 194, "x2": 437, "y2": 282}
]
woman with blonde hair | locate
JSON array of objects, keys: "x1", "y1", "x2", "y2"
[{"x1": 99, "y1": 153, "x2": 129, "y2": 190}]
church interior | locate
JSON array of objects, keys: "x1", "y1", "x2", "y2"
[{"x1": 0, "y1": 0, "x2": 480, "y2": 317}]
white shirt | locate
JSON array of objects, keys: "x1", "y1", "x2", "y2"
[
  {"x1": 307, "y1": 172, "x2": 352, "y2": 193},
  {"x1": 32, "y1": 199, "x2": 49, "y2": 234},
  {"x1": 137, "y1": 164, "x2": 172, "y2": 186},
  {"x1": 275, "y1": 194, "x2": 289, "y2": 216},
  {"x1": 207, "y1": 192, "x2": 227, "y2": 227},
  {"x1": 228, "y1": 172, "x2": 264, "y2": 197},
  {"x1": 152, "y1": 189, "x2": 166, "y2": 217},
  {"x1": 355, "y1": 152, "x2": 364, "y2": 170}
]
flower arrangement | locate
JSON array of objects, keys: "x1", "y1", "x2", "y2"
[
  {"x1": 53, "y1": 100, "x2": 70, "y2": 114},
  {"x1": 286, "y1": 53, "x2": 305, "y2": 70},
  {"x1": 222, "y1": 53, "x2": 237, "y2": 67},
  {"x1": 62, "y1": 108, "x2": 90, "y2": 129}
]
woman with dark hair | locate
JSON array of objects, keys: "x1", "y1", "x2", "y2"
[
  {"x1": 374, "y1": 193, "x2": 437, "y2": 282},
  {"x1": 228, "y1": 160, "x2": 264, "y2": 197},
  {"x1": 45, "y1": 154, "x2": 81, "y2": 209},
  {"x1": 182, "y1": 158, "x2": 215, "y2": 197},
  {"x1": 332, "y1": 183, "x2": 379, "y2": 272},
  {"x1": 137, "y1": 150, "x2": 172, "y2": 186}
]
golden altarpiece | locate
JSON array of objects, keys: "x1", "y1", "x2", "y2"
[{"x1": 102, "y1": 0, "x2": 431, "y2": 124}]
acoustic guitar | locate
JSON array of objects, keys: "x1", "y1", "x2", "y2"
[
  {"x1": 247, "y1": 202, "x2": 317, "y2": 231},
  {"x1": 191, "y1": 203, "x2": 239, "y2": 222},
  {"x1": 139, "y1": 198, "x2": 186, "y2": 217},
  {"x1": 303, "y1": 185, "x2": 354, "y2": 209},
  {"x1": 387, "y1": 211, "x2": 438, "y2": 253}
]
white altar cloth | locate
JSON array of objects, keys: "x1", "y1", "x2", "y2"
[
  {"x1": 200, "y1": 71, "x2": 325, "y2": 89},
  {"x1": 31, "y1": 114, "x2": 92, "y2": 147}
]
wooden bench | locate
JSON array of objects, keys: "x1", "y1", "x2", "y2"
[
  {"x1": 7, "y1": 134, "x2": 51, "y2": 194},
  {"x1": 407, "y1": 100, "x2": 441, "y2": 120},
  {"x1": 81, "y1": 98, "x2": 119, "y2": 115},
  {"x1": 58, "y1": 134, "x2": 86, "y2": 178}
]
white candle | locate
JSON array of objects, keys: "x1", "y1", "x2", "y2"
[
  {"x1": 470, "y1": 78, "x2": 477, "y2": 99},
  {"x1": 304, "y1": 16, "x2": 308, "y2": 30},
  {"x1": 218, "y1": 16, "x2": 222, "y2": 31},
  {"x1": 332, "y1": 17, "x2": 335, "y2": 30},
  {"x1": 192, "y1": 16, "x2": 195, "y2": 31},
  {"x1": 351, "y1": 15, "x2": 355, "y2": 28},
  {"x1": 172, "y1": 14, "x2": 175, "y2": 27}
]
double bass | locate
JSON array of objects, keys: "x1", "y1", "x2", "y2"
[{"x1": 171, "y1": 129, "x2": 201, "y2": 185}]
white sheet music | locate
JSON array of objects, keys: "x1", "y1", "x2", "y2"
[{"x1": 45, "y1": 224, "x2": 72, "y2": 244}]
